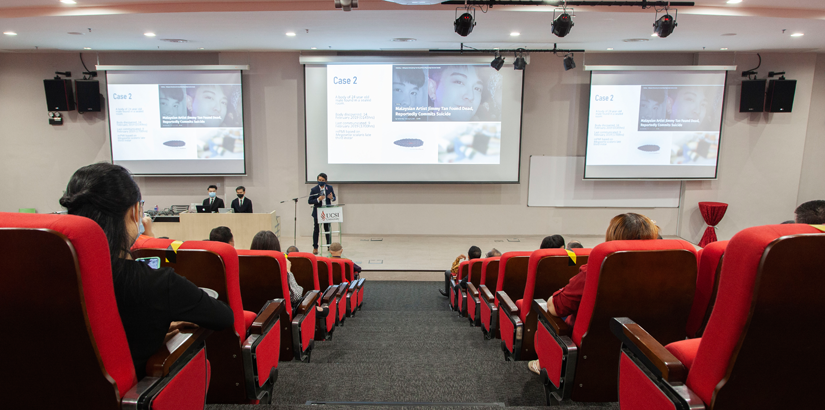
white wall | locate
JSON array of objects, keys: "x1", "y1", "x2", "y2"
[{"x1": 1, "y1": 51, "x2": 822, "y2": 244}]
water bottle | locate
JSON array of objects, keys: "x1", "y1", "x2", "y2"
[{"x1": 155, "y1": 205, "x2": 159, "y2": 212}]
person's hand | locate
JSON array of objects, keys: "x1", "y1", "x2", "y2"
[
  {"x1": 141, "y1": 216, "x2": 155, "y2": 238},
  {"x1": 169, "y1": 321, "x2": 199, "y2": 332},
  {"x1": 459, "y1": 254, "x2": 467, "y2": 260},
  {"x1": 326, "y1": 193, "x2": 333, "y2": 200},
  {"x1": 318, "y1": 196, "x2": 323, "y2": 203}
]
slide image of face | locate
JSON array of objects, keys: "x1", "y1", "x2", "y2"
[
  {"x1": 392, "y1": 67, "x2": 427, "y2": 109},
  {"x1": 639, "y1": 88, "x2": 666, "y2": 120},
  {"x1": 668, "y1": 87, "x2": 708, "y2": 123},
  {"x1": 428, "y1": 65, "x2": 483, "y2": 122},
  {"x1": 187, "y1": 85, "x2": 228, "y2": 127},
  {"x1": 159, "y1": 87, "x2": 187, "y2": 119}
]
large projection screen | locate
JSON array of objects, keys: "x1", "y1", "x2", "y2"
[
  {"x1": 584, "y1": 67, "x2": 730, "y2": 180},
  {"x1": 105, "y1": 68, "x2": 246, "y2": 176},
  {"x1": 304, "y1": 56, "x2": 525, "y2": 183}
]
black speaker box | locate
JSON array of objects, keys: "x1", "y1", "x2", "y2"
[
  {"x1": 739, "y1": 79, "x2": 766, "y2": 113},
  {"x1": 765, "y1": 79, "x2": 796, "y2": 113},
  {"x1": 44, "y1": 79, "x2": 75, "y2": 111},
  {"x1": 75, "y1": 80, "x2": 102, "y2": 113}
]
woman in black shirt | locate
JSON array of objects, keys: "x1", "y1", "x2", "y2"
[{"x1": 60, "y1": 163, "x2": 234, "y2": 379}]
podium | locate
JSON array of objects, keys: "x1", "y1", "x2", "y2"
[{"x1": 316, "y1": 204, "x2": 344, "y2": 254}]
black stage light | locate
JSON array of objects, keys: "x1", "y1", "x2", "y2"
[
  {"x1": 653, "y1": 13, "x2": 677, "y2": 38},
  {"x1": 563, "y1": 54, "x2": 576, "y2": 71},
  {"x1": 454, "y1": 11, "x2": 476, "y2": 37},
  {"x1": 491, "y1": 54, "x2": 505, "y2": 71},
  {"x1": 513, "y1": 54, "x2": 526, "y2": 70},
  {"x1": 552, "y1": 13, "x2": 574, "y2": 38}
]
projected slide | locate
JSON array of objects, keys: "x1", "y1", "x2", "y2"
[
  {"x1": 106, "y1": 70, "x2": 245, "y2": 175},
  {"x1": 584, "y1": 69, "x2": 727, "y2": 179},
  {"x1": 305, "y1": 58, "x2": 523, "y2": 183},
  {"x1": 327, "y1": 64, "x2": 502, "y2": 165}
]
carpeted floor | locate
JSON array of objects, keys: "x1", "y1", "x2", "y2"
[{"x1": 206, "y1": 281, "x2": 618, "y2": 410}]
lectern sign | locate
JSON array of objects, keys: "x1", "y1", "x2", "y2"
[{"x1": 319, "y1": 207, "x2": 343, "y2": 223}]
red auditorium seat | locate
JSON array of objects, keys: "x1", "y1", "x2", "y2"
[
  {"x1": 288, "y1": 252, "x2": 336, "y2": 341},
  {"x1": 450, "y1": 261, "x2": 469, "y2": 313},
  {"x1": 333, "y1": 258, "x2": 364, "y2": 318},
  {"x1": 499, "y1": 248, "x2": 590, "y2": 362},
  {"x1": 612, "y1": 225, "x2": 825, "y2": 409},
  {"x1": 0, "y1": 213, "x2": 211, "y2": 409},
  {"x1": 477, "y1": 257, "x2": 501, "y2": 339},
  {"x1": 480, "y1": 252, "x2": 531, "y2": 341},
  {"x1": 467, "y1": 257, "x2": 496, "y2": 327},
  {"x1": 133, "y1": 240, "x2": 284, "y2": 403},
  {"x1": 237, "y1": 250, "x2": 320, "y2": 362},
  {"x1": 686, "y1": 240, "x2": 728, "y2": 338},
  {"x1": 323, "y1": 257, "x2": 349, "y2": 326},
  {"x1": 532, "y1": 240, "x2": 697, "y2": 404}
]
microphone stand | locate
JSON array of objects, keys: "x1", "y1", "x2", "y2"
[{"x1": 280, "y1": 195, "x2": 312, "y2": 248}]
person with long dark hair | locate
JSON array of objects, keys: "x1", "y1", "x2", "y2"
[
  {"x1": 60, "y1": 163, "x2": 234, "y2": 379},
  {"x1": 250, "y1": 230, "x2": 305, "y2": 310}
]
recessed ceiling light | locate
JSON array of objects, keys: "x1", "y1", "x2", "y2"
[
  {"x1": 198, "y1": 47, "x2": 205, "y2": 50},
  {"x1": 510, "y1": 32, "x2": 520, "y2": 37},
  {"x1": 391, "y1": 38, "x2": 416, "y2": 42},
  {"x1": 60, "y1": 0, "x2": 77, "y2": 4},
  {"x1": 67, "y1": 31, "x2": 84, "y2": 35},
  {"x1": 606, "y1": 48, "x2": 614, "y2": 50},
  {"x1": 791, "y1": 33, "x2": 804, "y2": 37},
  {"x1": 83, "y1": 47, "x2": 91, "y2": 49},
  {"x1": 4, "y1": 32, "x2": 17, "y2": 36},
  {"x1": 721, "y1": 48, "x2": 728, "y2": 50},
  {"x1": 623, "y1": 38, "x2": 650, "y2": 43},
  {"x1": 144, "y1": 32, "x2": 156, "y2": 37},
  {"x1": 651, "y1": 33, "x2": 659, "y2": 37},
  {"x1": 311, "y1": 47, "x2": 317, "y2": 50},
  {"x1": 726, "y1": 0, "x2": 742, "y2": 4},
  {"x1": 286, "y1": 32, "x2": 296, "y2": 37},
  {"x1": 721, "y1": 33, "x2": 737, "y2": 36}
]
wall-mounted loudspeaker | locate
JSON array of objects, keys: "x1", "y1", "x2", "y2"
[
  {"x1": 75, "y1": 80, "x2": 101, "y2": 113},
  {"x1": 739, "y1": 79, "x2": 766, "y2": 113},
  {"x1": 44, "y1": 79, "x2": 75, "y2": 111},
  {"x1": 765, "y1": 79, "x2": 796, "y2": 113}
]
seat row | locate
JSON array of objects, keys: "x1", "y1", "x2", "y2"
[
  {"x1": 0, "y1": 212, "x2": 365, "y2": 409},
  {"x1": 445, "y1": 225, "x2": 825, "y2": 408}
]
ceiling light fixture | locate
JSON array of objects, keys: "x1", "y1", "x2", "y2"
[
  {"x1": 4, "y1": 31, "x2": 18, "y2": 36},
  {"x1": 721, "y1": 47, "x2": 728, "y2": 50},
  {"x1": 144, "y1": 32, "x2": 156, "y2": 37},
  {"x1": 726, "y1": 0, "x2": 742, "y2": 4},
  {"x1": 491, "y1": 52, "x2": 505, "y2": 71},
  {"x1": 510, "y1": 32, "x2": 520, "y2": 37},
  {"x1": 563, "y1": 53, "x2": 576, "y2": 71},
  {"x1": 791, "y1": 33, "x2": 804, "y2": 37},
  {"x1": 286, "y1": 32, "x2": 296, "y2": 37},
  {"x1": 653, "y1": 8, "x2": 677, "y2": 38},
  {"x1": 607, "y1": 48, "x2": 614, "y2": 50},
  {"x1": 311, "y1": 47, "x2": 317, "y2": 50},
  {"x1": 83, "y1": 47, "x2": 91, "y2": 49},
  {"x1": 454, "y1": 6, "x2": 476, "y2": 37},
  {"x1": 551, "y1": 6, "x2": 574, "y2": 38},
  {"x1": 60, "y1": 0, "x2": 77, "y2": 4},
  {"x1": 334, "y1": 0, "x2": 358, "y2": 12},
  {"x1": 513, "y1": 50, "x2": 526, "y2": 70}
]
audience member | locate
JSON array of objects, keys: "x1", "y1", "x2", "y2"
[
  {"x1": 329, "y1": 242, "x2": 362, "y2": 279},
  {"x1": 486, "y1": 248, "x2": 502, "y2": 257},
  {"x1": 794, "y1": 200, "x2": 825, "y2": 224},
  {"x1": 60, "y1": 163, "x2": 233, "y2": 379},
  {"x1": 566, "y1": 240, "x2": 583, "y2": 250},
  {"x1": 540, "y1": 234, "x2": 565, "y2": 249},
  {"x1": 210, "y1": 226, "x2": 234, "y2": 246},
  {"x1": 286, "y1": 245, "x2": 299, "y2": 254},
  {"x1": 527, "y1": 213, "x2": 659, "y2": 375},
  {"x1": 250, "y1": 230, "x2": 305, "y2": 310},
  {"x1": 230, "y1": 185, "x2": 253, "y2": 213},
  {"x1": 457, "y1": 246, "x2": 483, "y2": 289}
]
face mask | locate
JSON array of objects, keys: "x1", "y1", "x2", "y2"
[
  {"x1": 209, "y1": 191, "x2": 216, "y2": 198},
  {"x1": 237, "y1": 194, "x2": 244, "y2": 199},
  {"x1": 318, "y1": 181, "x2": 326, "y2": 187}
]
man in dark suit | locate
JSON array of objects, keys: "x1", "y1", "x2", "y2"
[
  {"x1": 202, "y1": 184, "x2": 225, "y2": 213},
  {"x1": 308, "y1": 173, "x2": 335, "y2": 255},
  {"x1": 230, "y1": 186, "x2": 253, "y2": 213}
]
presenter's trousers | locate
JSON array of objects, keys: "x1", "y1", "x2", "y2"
[{"x1": 313, "y1": 215, "x2": 331, "y2": 250}]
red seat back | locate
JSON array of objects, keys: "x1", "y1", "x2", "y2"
[
  {"x1": 316, "y1": 256, "x2": 333, "y2": 289},
  {"x1": 457, "y1": 261, "x2": 469, "y2": 281},
  {"x1": 685, "y1": 240, "x2": 728, "y2": 338},
  {"x1": 342, "y1": 259, "x2": 356, "y2": 282},
  {"x1": 468, "y1": 259, "x2": 484, "y2": 287},
  {"x1": 330, "y1": 258, "x2": 347, "y2": 284},
  {"x1": 0, "y1": 213, "x2": 137, "y2": 407},
  {"x1": 521, "y1": 248, "x2": 591, "y2": 323},
  {"x1": 288, "y1": 252, "x2": 321, "y2": 291},
  {"x1": 495, "y1": 251, "x2": 532, "y2": 303},
  {"x1": 686, "y1": 225, "x2": 825, "y2": 407},
  {"x1": 480, "y1": 257, "x2": 500, "y2": 287},
  {"x1": 237, "y1": 249, "x2": 292, "y2": 318}
]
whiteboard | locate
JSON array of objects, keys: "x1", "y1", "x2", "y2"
[{"x1": 528, "y1": 156, "x2": 681, "y2": 208}]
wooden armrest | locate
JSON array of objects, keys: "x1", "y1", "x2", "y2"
[
  {"x1": 479, "y1": 285, "x2": 495, "y2": 304},
  {"x1": 321, "y1": 286, "x2": 337, "y2": 304},
  {"x1": 146, "y1": 327, "x2": 212, "y2": 378},
  {"x1": 532, "y1": 299, "x2": 572, "y2": 337},
  {"x1": 298, "y1": 290, "x2": 320, "y2": 313},
  {"x1": 348, "y1": 281, "x2": 358, "y2": 292},
  {"x1": 467, "y1": 282, "x2": 479, "y2": 298},
  {"x1": 249, "y1": 299, "x2": 285, "y2": 335},
  {"x1": 610, "y1": 318, "x2": 687, "y2": 384},
  {"x1": 335, "y1": 282, "x2": 348, "y2": 297},
  {"x1": 497, "y1": 291, "x2": 518, "y2": 316}
]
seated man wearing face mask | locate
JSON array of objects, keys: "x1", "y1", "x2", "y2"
[
  {"x1": 203, "y1": 184, "x2": 225, "y2": 213},
  {"x1": 230, "y1": 186, "x2": 253, "y2": 214}
]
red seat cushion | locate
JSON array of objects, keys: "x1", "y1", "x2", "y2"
[
  {"x1": 243, "y1": 310, "x2": 257, "y2": 332},
  {"x1": 665, "y1": 338, "x2": 701, "y2": 372}
]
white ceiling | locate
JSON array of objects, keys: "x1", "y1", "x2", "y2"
[{"x1": 1, "y1": 0, "x2": 824, "y2": 53}]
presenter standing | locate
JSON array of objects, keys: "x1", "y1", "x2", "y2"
[
  {"x1": 202, "y1": 184, "x2": 225, "y2": 213},
  {"x1": 309, "y1": 173, "x2": 335, "y2": 255},
  {"x1": 230, "y1": 186, "x2": 253, "y2": 213}
]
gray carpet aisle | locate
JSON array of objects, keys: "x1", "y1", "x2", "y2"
[{"x1": 207, "y1": 281, "x2": 618, "y2": 410}]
